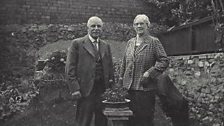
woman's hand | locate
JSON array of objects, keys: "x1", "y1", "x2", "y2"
[{"x1": 143, "y1": 71, "x2": 149, "y2": 78}]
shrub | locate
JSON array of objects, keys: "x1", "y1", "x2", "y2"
[
  {"x1": 0, "y1": 79, "x2": 38, "y2": 122},
  {"x1": 42, "y1": 50, "x2": 67, "y2": 74}
]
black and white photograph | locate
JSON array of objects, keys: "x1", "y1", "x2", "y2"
[{"x1": 0, "y1": 0, "x2": 223, "y2": 126}]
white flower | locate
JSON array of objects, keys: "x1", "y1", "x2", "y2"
[
  {"x1": 187, "y1": 60, "x2": 193, "y2": 64},
  {"x1": 9, "y1": 97, "x2": 14, "y2": 103},
  {"x1": 60, "y1": 58, "x2": 64, "y2": 62},
  {"x1": 15, "y1": 96, "x2": 22, "y2": 102},
  {"x1": 194, "y1": 71, "x2": 201, "y2": 77},
  {"x1": 181, "y1": 80, "x2": 187, "y2": 85},
  {"x1": 45, "y1": 59, "x2": 49, "y2": 62},
  {"x1": 214, "y1": 53, "x2": 221, "y2": 59},
  {"x1": 51, "y1": 57, "x2": 55, "y2": 60},
  {"x1": 169, "y1": 68, "x2": 174, "y2": 72},
  {"x1": 198, "y1": 61, "x2": 204, "y2": 67},
  {"x1": 204, "y1": 61, "x2": 210, "y2": 67}
]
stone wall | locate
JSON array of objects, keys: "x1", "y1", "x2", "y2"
[
  {"x1": 168, "y1": 53, "x2": 224, "y2": 125},
  {"x1": 0, "y1": 0, "x2": 154, "y2": 24}
]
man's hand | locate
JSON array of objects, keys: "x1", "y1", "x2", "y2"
[{"x1": 71, "y1": 91, "x2": 82, "y2": 100}]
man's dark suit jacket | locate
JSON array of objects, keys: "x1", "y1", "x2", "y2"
[{"x1": 65, "y1": 35, "x2": 114, "y2": 97}]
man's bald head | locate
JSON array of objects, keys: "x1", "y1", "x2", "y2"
[
  {"x1": 87, "y1": 16, "x2": 103, "y2": 28},
  {"x1": 87, "y1": 16, "x2": 103, "y2": 39}
]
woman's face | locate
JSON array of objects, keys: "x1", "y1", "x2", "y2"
[{"x1": 133, "y1": 17, "x2": 148, "y2": 36}]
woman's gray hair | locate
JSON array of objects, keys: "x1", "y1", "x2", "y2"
[{"x1": 133, "y1": 14, "x2": 151, "y2": 27}]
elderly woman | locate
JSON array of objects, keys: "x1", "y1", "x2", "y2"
[{"x1": 119, "y1": 14, "x2": 170, "y2": 126}]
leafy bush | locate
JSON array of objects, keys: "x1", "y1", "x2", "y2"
[
  {"x1": 35, "y1": 50, "x2": 67, "y2": 82},
  {"x1": 146, "y1": 0, "x2": 214, "y2": 26},
  {"x1": 41, "y1": 50, "x2": 67, "y2": 74},
  {"x1": 0, "y1": 79, "x2": 38, "y2": 122}
]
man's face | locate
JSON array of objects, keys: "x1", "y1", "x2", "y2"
[
  {"x1": 87, "y1": 18, "x2": 103, "y2": 39},
  {"x1": 133, "y1": 17, "x2": 148, "y2": 36}
]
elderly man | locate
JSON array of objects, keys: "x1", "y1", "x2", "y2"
[
  {"x1": 119, "y1": 14, "x2": 170, "y2": 126},
  {"x1": 66, "y1": 16, "x2": 114, "y2": 126}
]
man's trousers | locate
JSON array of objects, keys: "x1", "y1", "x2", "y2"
[{"x1": 76, "y1": 78, "x2": 107, "y2": 126}]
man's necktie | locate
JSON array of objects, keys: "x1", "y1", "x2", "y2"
[{"x1": 93, "y1": 41, "x2": 98, "y2": 51}]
